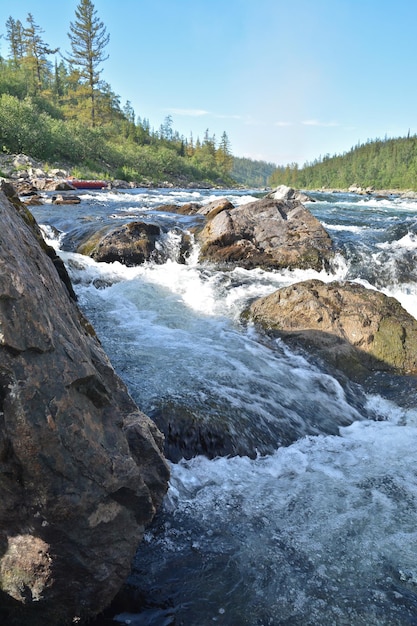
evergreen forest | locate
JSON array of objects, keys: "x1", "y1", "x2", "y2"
[
  {"x1": 0, "y1": 1, "x2": 272, "y2": 187},
  {"x1": 232, "y1": 157, "x2": 276, "y2": 188},
  {"x1": 269, "y1": 135, "x2": 417, "y2": 191}
]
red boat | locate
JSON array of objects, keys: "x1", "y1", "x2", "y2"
[{"x1": 68, "y1": 179, "x2": 108, "y2": 189}]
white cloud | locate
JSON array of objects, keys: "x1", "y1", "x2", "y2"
[
  {"x1": 274, "y1": 121, "x2": 293, "y2": 127},
  {"x1": 302, "y1": 119, "x2": 339, "y2": 127},
  {"x1": 167, "y1": 108, "x2": 210, "y2": 117},
  {"x1": 166, "y1": 109, "x2": 246, "y2": 122}
]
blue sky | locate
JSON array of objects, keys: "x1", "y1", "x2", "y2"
[{"x1": 1, "y1": 0, "x2": 417, "y2": 166}]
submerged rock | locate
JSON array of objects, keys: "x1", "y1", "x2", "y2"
[
  {"x1": 248, "y1": 279, "x2": 417, "y2": 380},
  {"x1": 0, "y1": 187, "x2": 169, "y2": 625},
  {"x1": 23, "y1": 194, "x2": 44, "y2": 206},
  {"x1": 148, "y1": 392, "x2": 359, "y2": 462},
  {"x1": 197, "y1": 197, "x2": 333, "y2": 271},
  {"x1": 154, "y1": 201, "x2": 202, "y2": 215},
  {"x1": 52, "y1": 193, "x2": 81, "y2": 204}
]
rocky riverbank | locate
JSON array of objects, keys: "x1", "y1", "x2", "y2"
[
  {"x1": 4, "y1": 153, "x2": 417, "y2": 198},
  {"x1": 0, "y1": 153, "x2": 229, "y2": 192},
  {"x1": 0, "y1": 182, "x2": 170, "y2": 625},
  {"x1": 315, "y1": 184, "x2": 417, "y2": 199}
]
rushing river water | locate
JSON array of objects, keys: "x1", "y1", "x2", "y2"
[{"x1": 32, "y1": 188, "x2": 417, "y2": 625}]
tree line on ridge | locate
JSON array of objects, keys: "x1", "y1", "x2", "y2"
[{"x1": 269, "y1": 134, "x2": 417, "y2": 191}]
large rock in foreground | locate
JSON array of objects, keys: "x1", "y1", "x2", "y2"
[
  {"x1": 0, "y1": 187, "x2": 170, "y2": 625},
  {"x1": 248, "y1": 280, "x2": 417, "y2": 379},
  {"x1": 197, "y1": 197, "x2": 333, "y2": 270}
]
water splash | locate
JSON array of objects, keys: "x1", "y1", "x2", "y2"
[
  {"x1": 131, "y1": 412, "x2": 417, "y2": 625},
  {"x1": 31, "y1": 189, "x2": 417, "y2": 626}
]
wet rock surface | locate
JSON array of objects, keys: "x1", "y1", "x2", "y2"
[{"x1": 0, "y1": 186, "x2": 169, "y2": 625}]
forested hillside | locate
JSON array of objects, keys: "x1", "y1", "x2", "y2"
[
  {"x1": 0, "y1": 2, "x2": 260, "y2": 187},
  {"x1": 232, "y1": 157, "x2": 276, "y2": 188},
  {"x1": 269, "y1": 135, "x2": 417, "y2": 190}
]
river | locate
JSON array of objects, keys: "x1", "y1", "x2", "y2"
[{"x1": 31, "y1": 188, "x2": 417, "y2": 625}]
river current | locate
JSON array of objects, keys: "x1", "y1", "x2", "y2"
[{"x1": 32, "y1": 189, "x2": 417, "y2": 625}]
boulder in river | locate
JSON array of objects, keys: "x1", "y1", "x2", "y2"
[
  {"x1": 52, "y1": 193, "x2": 81, "y2": 204},
  {"x1": 197, "y1": 197, "x2": 333, "y2": 271},
  {"x1": 196, "y1": 197, "x2": 235, "y2": 218},
  {"x1": 152, "y1": 201, "x2": 202, "y2": 215},
  {"x1": 77, "y1": 220, "x2": 195, "y2": 266},
  {"x1": 247, "y1": 279, "x2": 417, "y2": 380},
  {"x1": 265, "y1": 184, "x2": 314, "y2": 203},
  {"x1": 0, "y1": 184, "x2": 170, "y2": 625},
  {"x1": 77, "y1": 221, "x2": 162, "y2": 265}
]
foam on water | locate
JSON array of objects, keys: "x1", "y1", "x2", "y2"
[
  {"x1": 66, "y1": 250, "x2": 367, "y2": 458},
  {"x1": 322, "y1": 221, "x2": 371, "y2": 233},
  {"x1": 79, "y1": 188, "x2": 203, "y2": 205},
  {"x1": 62, "y1": 250, "x2": 143, "y2": 287},
  {"x1": 65, "y1": 242, "x2": 350, "y2": 322},
  {"x1": 77, "y1": 188, "x2": 259, "y2": 210},
  {"x1": 137, "y1": 411, "x2": 417, "y2": 625},
  {"x1": 376, "y1": 231, "x2": 417, "y2": 251},
  {"x1": 32, "y1": 189, "x2": 417, "y2": 624},
  {"x1": 40, "y1": 224, "x2": 64, "y2": 248},
  {"x1": 355, "y1": 196, "x2": 417, "y2": 211}
]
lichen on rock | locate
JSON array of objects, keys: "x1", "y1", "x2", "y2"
[{"x1": 247, "y1": 279, "x2": 417, "y2": 380}]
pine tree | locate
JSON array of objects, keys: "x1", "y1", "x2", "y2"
[
  {"x1": 23, "y1": 14, "x2": 58, "y2": 92},
  {"x1": 159, "y1": 114, "x2": 173, "y2": 141},
  {"x1": 53, "y1": 59, "x2": 67, "y2": 100},
  {"x1": 203, "y1": 128, "x2": 216, "y2": 155},
  {"x1": 5, "y1": 17, "x2": 25, "y2": 67},
  {"x1": 216, "y1": 131, "x2": 233, "y2": 174},
  {"x1": 67, "y1": 0, "x2": 110, "y2": 127},
  {"x1": 187, "y1": 132, "x2": 195, "y2": 156},
  {"x1": 123, "y1": 100, "x2": 135, "y2": 125}
]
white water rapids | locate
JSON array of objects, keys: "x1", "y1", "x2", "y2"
[{"x1": 36, "y1": 189, "x2": 417, "y2": 625}]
